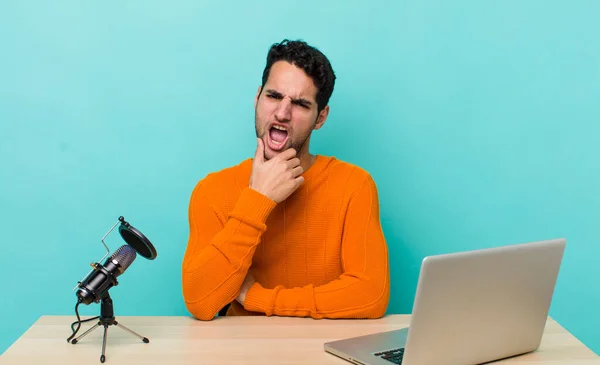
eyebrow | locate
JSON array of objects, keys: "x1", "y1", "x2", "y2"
[{"x1": 265, "y1": 89, "x2": 313, "y2": 107}]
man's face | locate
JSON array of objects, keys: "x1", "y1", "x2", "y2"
[{"x1": 254, "y1": 61, "x2": 328, "y2": 160}]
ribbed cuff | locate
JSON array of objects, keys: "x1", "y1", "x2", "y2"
[
  {"x1": 229, "y1": 187, "x2": 277, "y2": 228},
  {"x1": 243, "y1": 282, "x2": 275, "y2": 315}
]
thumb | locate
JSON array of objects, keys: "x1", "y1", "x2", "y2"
[{"x1": 254, "y1": 138, "x2": 265, "y2": 164}]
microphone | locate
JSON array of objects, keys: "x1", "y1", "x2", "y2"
[
  {"x1": 76, "y1": 245, "x2": 137, "y2": 305},
  {"x1": 67, "y1": 216, "x2": 157, "y2": 362}
]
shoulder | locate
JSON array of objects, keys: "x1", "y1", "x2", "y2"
[{"x1": 324, "y1": 156, "x2": 378, "y2": 192}]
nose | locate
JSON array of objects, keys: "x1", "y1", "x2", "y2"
[{"x1": 274, "y1": 97, "x2": 292, "y2": 122}]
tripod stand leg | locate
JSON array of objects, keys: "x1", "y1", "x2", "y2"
[
  {"x1": 69, "y1": 293, "x2": 150, "y2": 362},
  {"x1": 101, "y1": 324, "x2": 108, "y2": 363},
  {"x1": 71, "y1": 322, "x2": 102, "y2": 344},
  {"x1": 115, "y1": 321, "x2": 150, "y2": 343}
]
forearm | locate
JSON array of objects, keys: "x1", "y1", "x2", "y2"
[
  {"x1": 243, "y1": 271, "x2": 390, "y2": 319},
  {"x1": 182, "y1": 187, "x2": 276, "y2": 320},
  {"x1": 243, "y1": 174, "x2": 390, "y2": 319}
]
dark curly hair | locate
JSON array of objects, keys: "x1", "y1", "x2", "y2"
[{"x1": 261, "y1": 39, "x2": 336, "y2": 113}]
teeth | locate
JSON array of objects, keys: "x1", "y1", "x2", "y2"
[{"x1": 272, "y1": 125, "x2": 287, "y2": 131}]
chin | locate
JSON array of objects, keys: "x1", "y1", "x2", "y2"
[{"x1": 263, "y1": 149, "x2": 281, "y2": 161}]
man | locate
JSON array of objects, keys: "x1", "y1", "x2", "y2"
[{"x1": 182, "y1": 39, "x2": 390, "y2": 320}]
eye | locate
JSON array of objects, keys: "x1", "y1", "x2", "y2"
[{"x1": 293, "y1": 101, "x2": 310, "y2": 109}]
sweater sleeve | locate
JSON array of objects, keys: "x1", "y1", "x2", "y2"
[
  {"x1": 182, "y1": 182, "x2": 277, "y2": 320},
  {"x1": 242, "y1": 174, "x2": 390, "y2": 319}
]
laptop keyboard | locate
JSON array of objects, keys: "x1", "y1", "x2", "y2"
[{"x1": 374, "y1": 348, "x2": 405, "y2": 364}]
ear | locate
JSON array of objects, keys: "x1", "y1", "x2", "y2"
[
  {"x1": 254, "y1": 86, "x2": 262, "y2": 109},
  {"x1": 313, "y1": 105, "x2": 330, "y2": 130}
]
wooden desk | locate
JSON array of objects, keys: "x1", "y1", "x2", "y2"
[{"x1": 1, "y1": 315, "x2": 598, "y2": 364}]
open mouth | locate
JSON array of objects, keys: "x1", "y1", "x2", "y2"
[{"x1": 267, "y1": 124, "x2": 289, "y2": 151}]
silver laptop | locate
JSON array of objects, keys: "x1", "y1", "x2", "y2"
[{"x1": 324, "y1": 238, "x2": 566, "y2": 365}]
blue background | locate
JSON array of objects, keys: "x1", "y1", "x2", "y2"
[{"x1": 1, "y1": 0, "x2": 599, "y2": 356}]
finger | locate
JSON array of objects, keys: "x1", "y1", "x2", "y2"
[
  {"x1": 277, "y1": 147, "x2": 297, "y2": 161},
  {"x1": 287, "y1": 158, "x2": 301, "y2": 169},
  {"x1": 292, "y1": 166, "x2": 303, "y2": 177},
  {"x1": 254, "y1": 138, "x2": 265, "y2": 164},
  {"x1": 295, "y1": 175, "x2": 305, "y2": 187}
]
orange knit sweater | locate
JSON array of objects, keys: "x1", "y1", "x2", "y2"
[{"x1": 182, "y1": 155, "x2": 390, "y2": 320}]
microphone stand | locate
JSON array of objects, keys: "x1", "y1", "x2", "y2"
[{"x1": 70, "y1": 292, "x2": 149, "y2": 363}]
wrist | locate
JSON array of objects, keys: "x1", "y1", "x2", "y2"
[{"x1": 249, "y1": 186, "x2": 271, "y2": 201}]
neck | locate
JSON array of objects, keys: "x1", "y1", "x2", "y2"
[
  {"x1": 297, "y1": 141, "x2": 316, "y2": 174},
  {"x1": 299, "y1": 153, "x2": 316, "y2": 174}
]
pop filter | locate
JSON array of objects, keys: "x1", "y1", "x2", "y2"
[{"x1": 117, "y1": 216, "x2": 157, "y2": 260}]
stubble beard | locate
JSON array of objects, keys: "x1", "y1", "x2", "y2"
[{"x1": 254, "y1": 114, "x2": 316, "y2": 161}]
